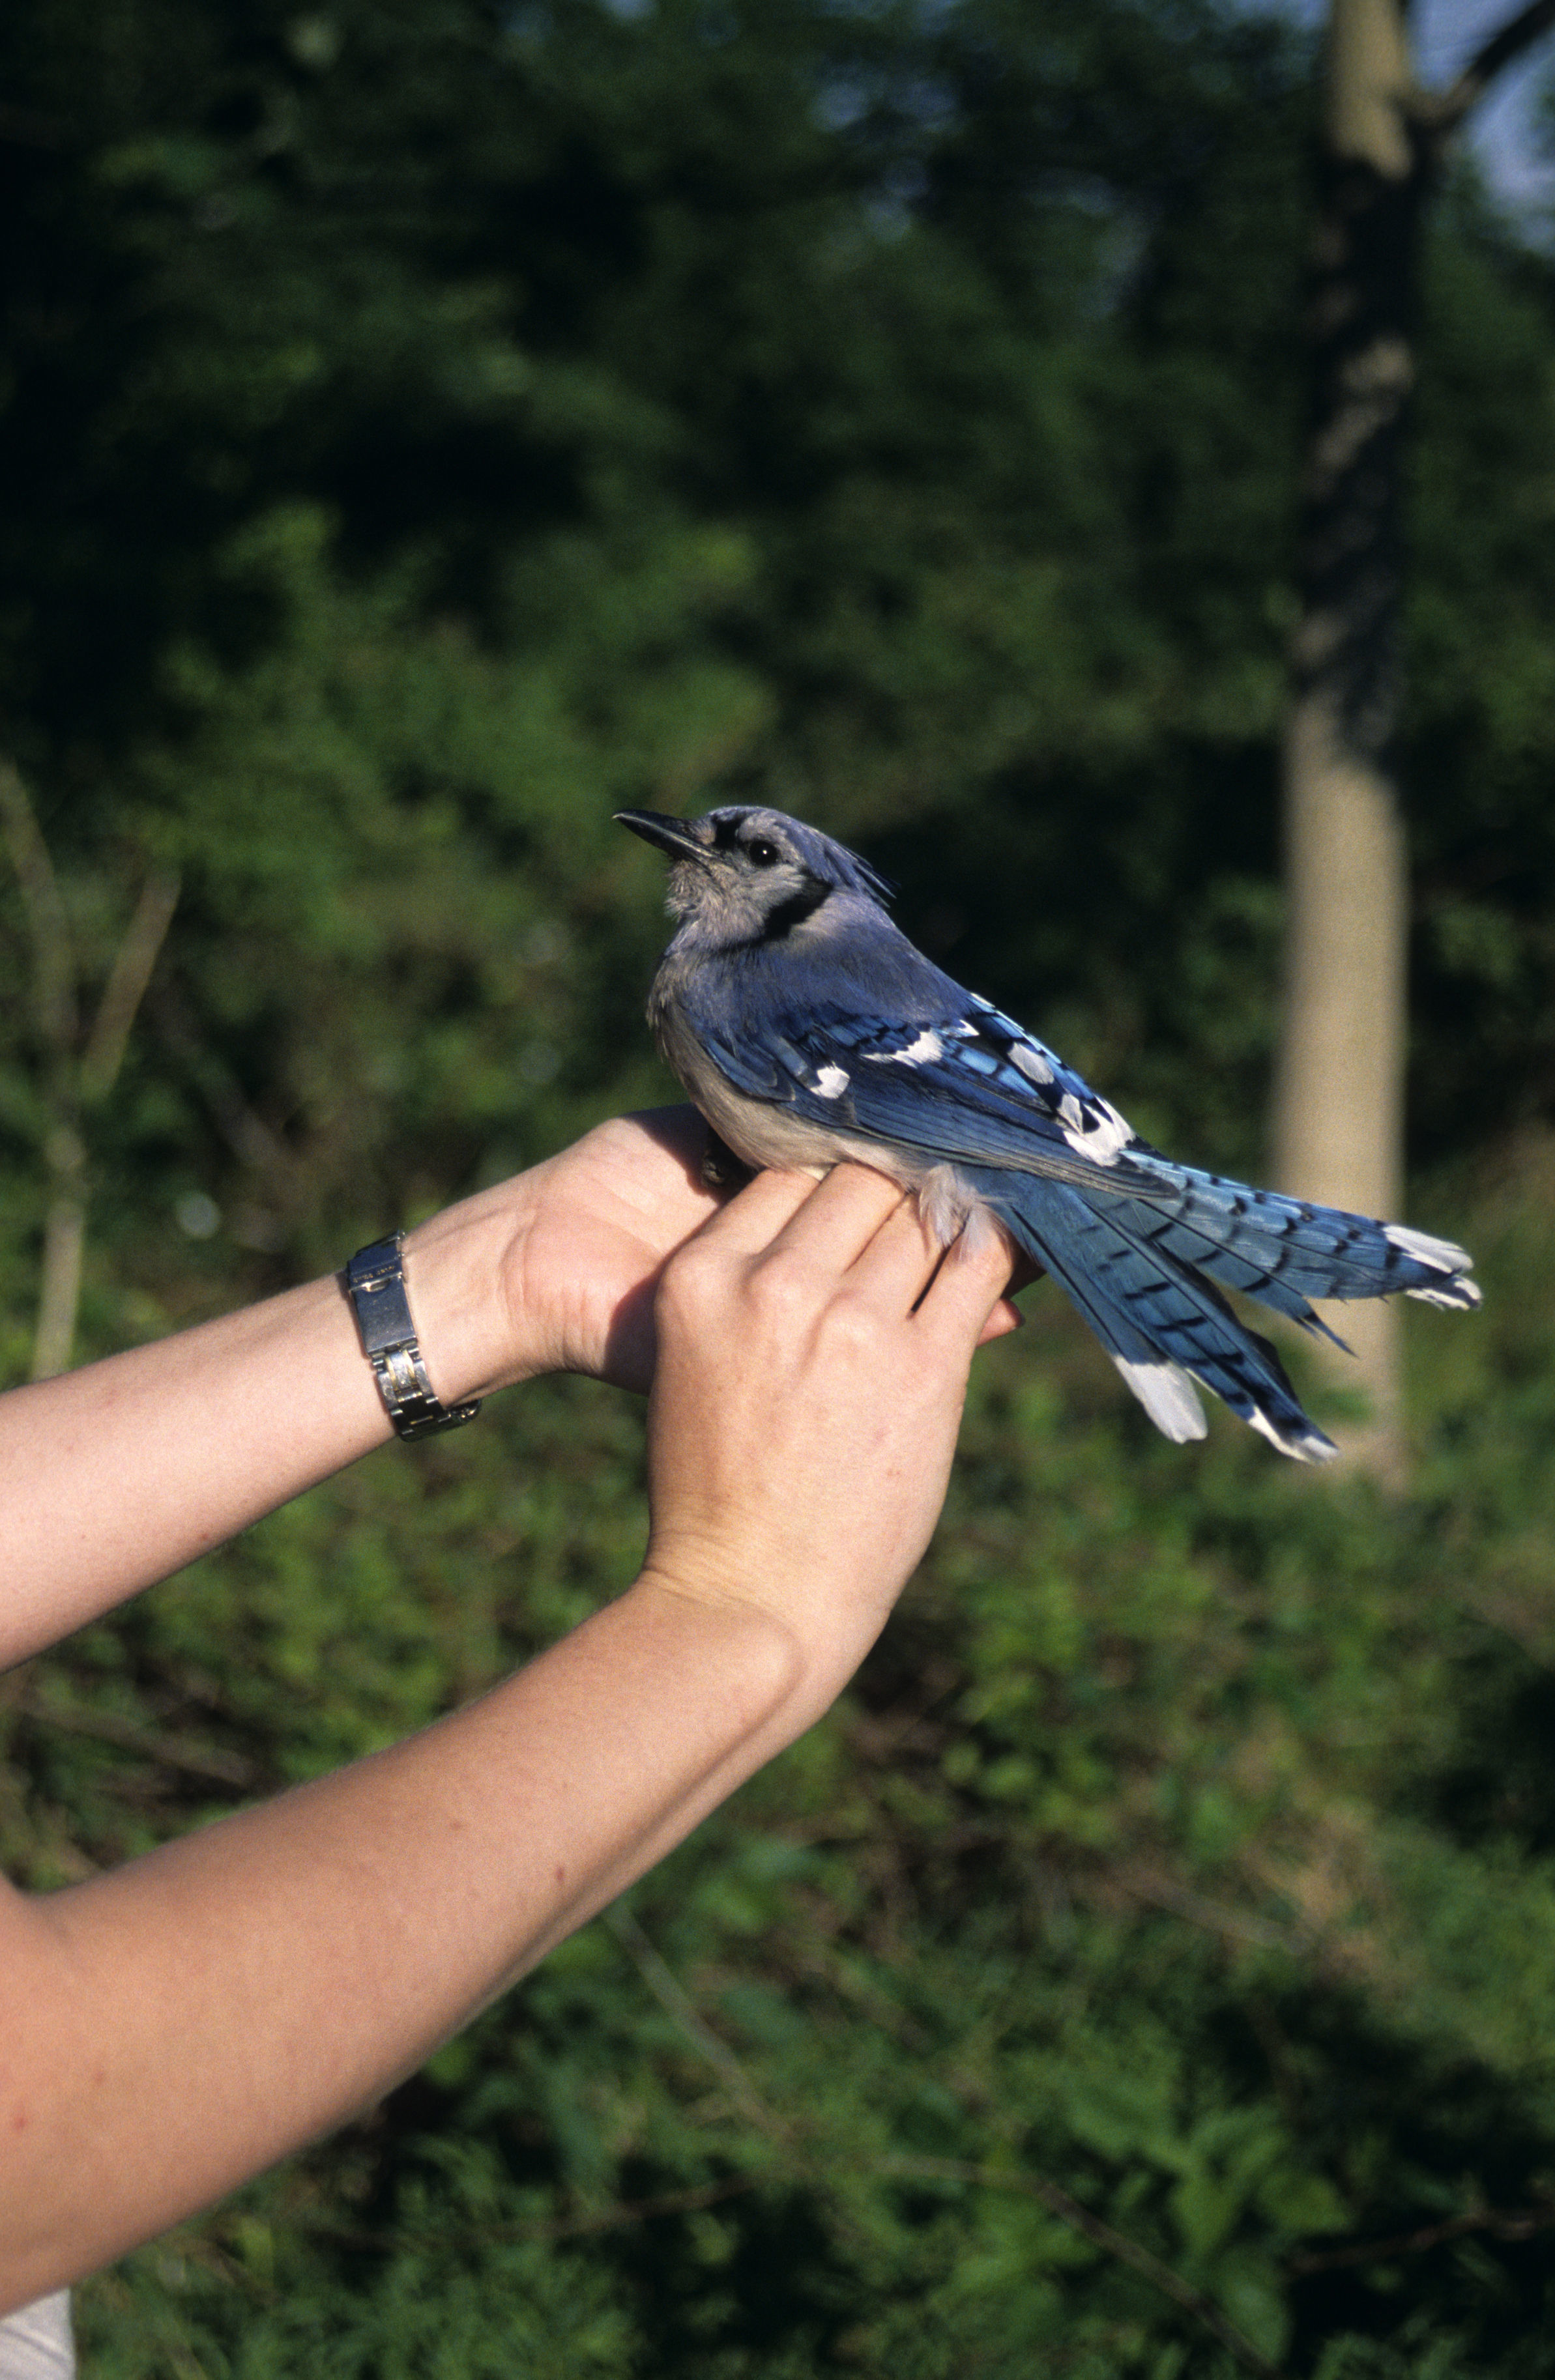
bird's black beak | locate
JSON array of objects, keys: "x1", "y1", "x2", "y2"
[{"x1": 614, "y1": 809, "x2": 709, "y2": 865}]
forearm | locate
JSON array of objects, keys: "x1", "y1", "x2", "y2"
[
  {"x1": 0, "y1": 1193, "x2": 521, "y2": 1671},
  {"x1": 0, "y1": 1573, "x2": 831, "y2": 2312},
  {"x1": 0, "y1": 1278, "x2": 382, "y2": 1666},
  {"x1": 0, "y1": 1145, "x2": 1011, "y2": 2314}
]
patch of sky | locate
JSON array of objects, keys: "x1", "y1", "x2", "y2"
[{"x1": 1245, "y1": 0, "x2": 1555, "y2": 233}]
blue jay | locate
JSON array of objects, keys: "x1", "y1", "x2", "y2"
[{"x1": 617, "y1": 804, "x2": 1480, "y2": 1460}]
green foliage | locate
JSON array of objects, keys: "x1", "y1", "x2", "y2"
[
  {"x1": 3, "y1": 0, "x2": 1554, "y2": 1175},
  {"x1": 3, "y1": 0, "x2": 1555, "y2": 2371},
  {"x1": 12, "y1": 1174, "x2": 1555, "y2": 2379}
]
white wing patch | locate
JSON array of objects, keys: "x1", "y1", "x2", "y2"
[
  {"x1": 1059, "y1": 1094, "x2": 1133, "y2": 1168},
  {"x1": 814, "y1": 1065, "x2": 850, "y2": 1100},
  {"x1": 1011, "y1": 1041, "x2": 1054, "y2": 1087},
  {"x1": 865, "y1": 1028, "x2": 944, "y2": 1067}
]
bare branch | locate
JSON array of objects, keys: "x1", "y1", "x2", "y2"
[
  {"x1": 80, "y1": 867, "x2": 181, "y2": 1105},
  {"x1": 30, "y1": 1190, "x2": 86, "y2": 1382},
  {"x1": 1114, "y1": 1865, "x2": 1300, "y2": 1954},
  {"x1": 1425, "y1": 0, "x2": 1555, "y2": 132},
  {"x1": 151, "y1": 977, "x2": 295, "y2": 1182},
  {"x1": 12, "y1": 1686, "x2": 261, "y2": 1790},
  {"x1": 0, "y1": 764, "x2": 88, "y2": 1378},
  {"x1": 605, "y1": 1904, "x2": 784, "y2": 2138},
  {"x1": 1289, "y1": 2198, "x2": 1555, "y2": 2274},
  {"x1": 299, "y1": 2175, "x2": 763, "y2": 2254},
  {"x1": 0, "y1": 776, "x2": 180, "y2": 1375},
  {"x1": 0, "y1": 758, "x2": 75, "y2": 1055}
]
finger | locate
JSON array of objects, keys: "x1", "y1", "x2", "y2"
[
  {"x1": 914, "y1": 1212, "x2": 1017, "y2": 1349},
  {"x1": 843, "y1": 1183, "x2": 949, "y2": 1310},
  {"x1": 684, "y1": 1163, "x2": 822, "y2": 1259},
  {"x1": 754, "y1": 1160, "x2": 909, "y2": 1272},
  {"x1": 976, "y1": 1297, "x2": 1025, "y2": 1346}
]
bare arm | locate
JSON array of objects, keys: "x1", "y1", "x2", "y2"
[
  {"x1": 0, "y1": 1110, "x2": 725, "y2": 1670},
  {"x1": 0, "y1": 1126, "x2": 1013, "y2": 2310}
]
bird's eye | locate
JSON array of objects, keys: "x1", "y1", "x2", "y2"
[{"x1": 744, "y1": 838, "x2": 781, "y2": 868}]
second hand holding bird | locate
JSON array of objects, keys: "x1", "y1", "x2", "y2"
[{"x1": 640, "y1": 1161, "x2": 1015, "y2": 1704}]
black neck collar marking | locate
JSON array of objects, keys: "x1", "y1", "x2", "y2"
[{"x1": 759, "y1": 881, "x2": 830, "y2": 941}]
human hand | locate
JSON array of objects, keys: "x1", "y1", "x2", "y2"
[
  {"x1": 406, "y1": 1109, "x2": 1023, "y2": 1403},
  {"x1": 402, "y1": 1109, "x2": 721, "y2": 1400},
  {"x1": 637, "y1": 1164, "x2": 1013, "y2": 1696}
]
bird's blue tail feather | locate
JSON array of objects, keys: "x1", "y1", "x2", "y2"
[
  {"x1": 974, "y1": 1170, "x2": 1340, "y2": 1461},
  {"x1": 1117, "y1": 1152, "x2": 1481, "y2": 1317}
]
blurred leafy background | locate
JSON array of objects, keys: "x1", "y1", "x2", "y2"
[{"x1": 3, "y1": 0, "x2": 1555, "y2": 2371}]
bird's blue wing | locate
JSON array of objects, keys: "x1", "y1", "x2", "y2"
[
  {"x1": 698, "y1": 989, "x2": 1135, "y2": 1175},
  {"x1": 690, "y1": 983, "x2": 1479, "y2": 1327}
]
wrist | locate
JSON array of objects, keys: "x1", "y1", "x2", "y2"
[
  {"x1": 630, "y1": 1556, "x2": 879, "y2": 1736},
  {"x1": 627, "y1": 1566, "x2": 824, "y2": 1735},
  {"x1": 398, "y1": 1178, "x2": 545, "y2": 1406}
]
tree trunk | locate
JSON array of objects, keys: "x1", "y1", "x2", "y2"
[
  {"x1": 32, "y1": 1123, "x2": 87, "y2": 1383},
  {"x1": 0, "y1": 760, "x2": 179, "y2": 1380},
  {"x1": 1274, "y1": 0, "x2": 1427, "y2": 1485}
]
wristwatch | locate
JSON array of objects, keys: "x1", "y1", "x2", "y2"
[{"x1": 344, "y1": 1233, "x2": 482, "y2": 1441}]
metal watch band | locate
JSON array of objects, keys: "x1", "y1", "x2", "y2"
[{"x1": 344, "y1": 1233, "x2": 482, "y2": 1442}]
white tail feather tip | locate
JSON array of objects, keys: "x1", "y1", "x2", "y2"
[
  {"x1": 1406, "y1": 1277, "x2": 1483, "y2": 1310},
  {"x1": 1244, "y1": 1404, "x2": 1339, "y2": 1464},
  {"x1": 1111, "y1": 1356, "x2": 1208, "y2": 1442},
  {"x1": 1383, "y1": 1222, "x2": 1473, "y2": 1273}
]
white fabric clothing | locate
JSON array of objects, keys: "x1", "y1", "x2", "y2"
[{"x1": 0, "y1": 2294, "x2": 74, "y2": 2379}]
